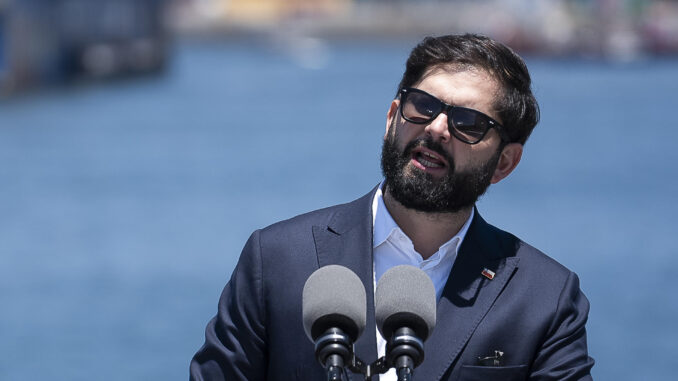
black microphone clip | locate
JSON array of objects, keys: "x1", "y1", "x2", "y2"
[{"x1": 346, "y1": 354, "x2": 390, "y2": 381}]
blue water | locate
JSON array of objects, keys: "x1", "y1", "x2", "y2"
[{"x1": 1, "y1": 40, "x2": 676, "y2": 380}]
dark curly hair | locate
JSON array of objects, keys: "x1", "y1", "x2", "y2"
[{"x1": 397, "y1": 34, "x2": 539, "y2": 145}]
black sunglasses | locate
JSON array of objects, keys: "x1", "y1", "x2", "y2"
[{"x1": 399, "y1": 87, "x2": 509, "y2": 144}]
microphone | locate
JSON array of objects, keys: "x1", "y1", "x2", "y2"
[
  {"x1": 376, "y1": 265, "x2": 436, "y2": 381},
  {"x1": 302, "y1": 265, "x2": 367, "y2": 380}
]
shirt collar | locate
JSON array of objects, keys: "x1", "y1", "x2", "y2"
[
  {"x1": 372, "y1": 181, "x2": 474, "y2": 256},
  {"x1": 372, "y1": 183, "x2": 400, "y2": 249}
]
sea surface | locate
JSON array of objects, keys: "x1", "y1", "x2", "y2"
[{"x1": 1, "y1": 39, "x2": 676, "y2": 380}]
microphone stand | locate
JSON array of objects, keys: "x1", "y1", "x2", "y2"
[
  {"x1": 396, "y1": 367, "x2": 413, "y2": 381},
  {"x1": 314, "y1": 328, "x2": 393, "y2": 381},
  {"x1": 325, "y1": 354, "x2": 345, "y2": 381},
  {"x1": 315, "y1": 328, "x2": 352, "y2": 381},
  {"x1": 322, "y1": 327, "x2": 424, "y2": 381},
  {"x1": 386, "y1": 327, "x2": 424, "y2": 381}
]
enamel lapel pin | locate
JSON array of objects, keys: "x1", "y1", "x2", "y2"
[{"x1": 481, "y1": 268, "x2": 495, "y2": 280}]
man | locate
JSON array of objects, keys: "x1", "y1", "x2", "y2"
[{"x1": 190, "y1": 34, "x2": 594, "y2": 380}]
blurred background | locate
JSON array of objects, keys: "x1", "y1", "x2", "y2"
[{"x1": 1, "y1": 0, "x2": 676, "y2": 380}]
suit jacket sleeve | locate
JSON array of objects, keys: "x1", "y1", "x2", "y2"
[
  {"x1": 190, "y1": 230, "x2": 267, "y2": 381},
  {"x1": 531, "y1": 271, "x2": 594, "y2": 380}
]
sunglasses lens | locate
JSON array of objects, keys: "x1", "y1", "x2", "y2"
[
  {"x1": 402, "y1": 91, "x2": 441, "y2": 123},
  {"x1": 449, "y1": 109, "x2": 488, "y2": 143}
]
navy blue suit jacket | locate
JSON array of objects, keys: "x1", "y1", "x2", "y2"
[{"x1": 190, "y1": 189, "x2": 594, "y2": 380}]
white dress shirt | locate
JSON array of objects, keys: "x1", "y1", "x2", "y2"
[{"x1": 371, "y1": 183, "x2": 474, "y2": 381}]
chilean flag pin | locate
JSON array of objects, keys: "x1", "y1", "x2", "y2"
[{"x1": 481, "y1": 268, "x2": 495, "y2": 280}]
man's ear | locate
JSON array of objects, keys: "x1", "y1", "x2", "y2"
[
  {"x1": 491, "y1": 143, "x2": 523, "y2": 184},
  {"x1": 384, "y1": 100, "x2": 400, "y2": 139}
]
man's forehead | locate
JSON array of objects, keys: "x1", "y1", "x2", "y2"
[
  {"x1": 415, "y1": 64, "x2": 492, "y2": 86},
  {"x1": 414, "y1": 65, "x2": 499, "y2": 102}
]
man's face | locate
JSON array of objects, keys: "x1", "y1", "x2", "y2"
[{"x1": 381, "y1": 66, "x2": 507, "y2": 213}]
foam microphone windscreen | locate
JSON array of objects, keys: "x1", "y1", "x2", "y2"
[
  {"x1": 375, "y1": 265, "x2": 436, "y2": 340},
  {"x1": 302, "y1": 265, "x2": 367, "y2": 342}
]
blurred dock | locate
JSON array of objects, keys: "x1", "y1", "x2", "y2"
[
  {"x1": 170, "y1": 0, "x2": 678, "y2": 57},
  {"x1": 2, "y1": 0, "x2": 678, "y2": 96}
]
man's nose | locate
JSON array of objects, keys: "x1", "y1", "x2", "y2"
[{"x1": 424, "y1": 113, "x2": 451, "y2": 142}]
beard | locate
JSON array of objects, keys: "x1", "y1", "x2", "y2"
[{"x1": 380, "y1": 128, "x2": 502, "y2": 213}]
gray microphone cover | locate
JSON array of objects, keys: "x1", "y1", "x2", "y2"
[
  {"x1": 375, "y1": 265, "x2": 436, "y2": 340},
  {"x1": 302, "y1": 265, "x2": 367, "y2": 342}
]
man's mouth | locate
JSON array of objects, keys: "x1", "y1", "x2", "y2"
[{"x1": 410, "y1": 148, "x2": 448, "y2": 172}]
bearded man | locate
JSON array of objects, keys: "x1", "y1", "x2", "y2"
[{"x1": 191, "y1": 34, "x2": 594, "y2": 381}]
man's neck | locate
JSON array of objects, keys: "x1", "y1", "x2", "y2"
[{"x1": 382, "y1": 188, "x2": 472, "y2": 260}]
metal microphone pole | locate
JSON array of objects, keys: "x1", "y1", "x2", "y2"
[{"x1": 387, "y1": 327, "x2": 424, "y2": 381}]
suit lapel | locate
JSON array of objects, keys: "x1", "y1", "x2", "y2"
[
  {"x1": 415, "y1": 212, "x2": 520, "y2": 381},
  {"x1": 312, "y1": 188, "x2": 379, "y2": 375}
]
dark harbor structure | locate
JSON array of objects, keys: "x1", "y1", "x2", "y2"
[{"x1": 0, "y1": 0, "x2": 168, "y2": 95}]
